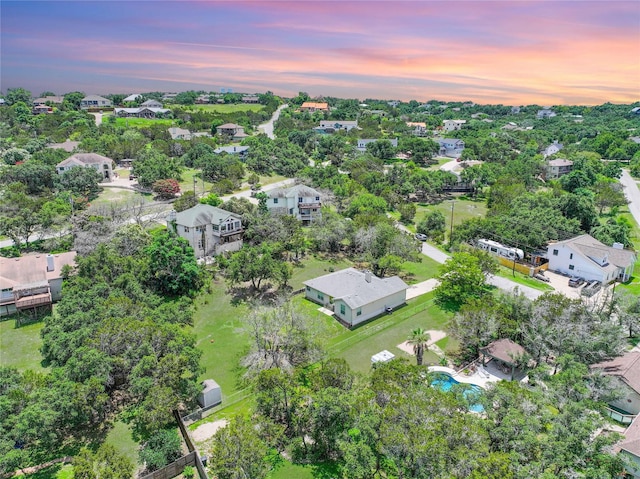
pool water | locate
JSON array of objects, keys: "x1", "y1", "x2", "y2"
[{"x1": 431, "y1": 373, "x2": 485, "y2": 413}]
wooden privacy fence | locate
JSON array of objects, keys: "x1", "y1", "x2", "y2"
[{"x1": 139, "y1": 452, "x2": 196, "y2": 479}]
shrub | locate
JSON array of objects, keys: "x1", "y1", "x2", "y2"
[{"x1": 152, "y1": 179, "x2": 181, "y2": 199}]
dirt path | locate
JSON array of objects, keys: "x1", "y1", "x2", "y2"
[{"x1": 191, "y1": 419, "x2": 229, "y2": 442}]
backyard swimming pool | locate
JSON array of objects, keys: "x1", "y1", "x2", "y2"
[{"x1": 431, "y1": 373, "x2": 485, "y2": 413}]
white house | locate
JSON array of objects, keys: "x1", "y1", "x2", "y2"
[
  {"x1": 114, "y1": 107, "x2": 171, "y2": 118},
  {"x1": 442, "y1": 119, "x2": 466, "y2": 132},
  {"x1": 140, "y1": 99, "x2": 163, "y2": 108},
  {"x1": 546, "y1": 158, "x2": 573, "y2": 179},
  {"x1": 542, "y1": 140, "x2": 563, "y2": 158},
  {"x1": 406, "y1": 122, "x2": 428, "y2": 137},
  {"x1": 80, "y1": 95, "x2": 112, "y2": 109},
  {"x1": 168, "y1": 204, "x2": 243, "y2": 258},
  {"x1": 356, "y1": 138, "x2": 398, "y2": 152},
  {"x1": 536, "y1": 108, "x2": 556, "y2": 119},
  {"x1": 436, "y1": 138, "x2": 465, "y2": 157},
  {"x1": 266, "y1": 184, "x2": 322, "y2": 224},
  {"x1": 123, "y1": 93, "x2": 142, "y2": 103},
  {"x1": 546, "y1": 234, "x2": 636, "y2": 283},
  {"x1": 216, "y1": 123, "x2": 248, "y2": 141},
  {"x1": 56, "y1": 153, "x2": 114, "y2": 181},
  {"x1": 593, "y1": 352, "x2": 640, "y2": 417},
  {"x1": 0, "y1": 252, "x2": 76, "y2": 317},
  {"x1": 303, "y1": 268, "x2": 408, "y2": 327},
  {"x1": 168, "y1": 127, "x2": 192, "y2": 140},
  {"x1": 214, "y1": 145, "x2": 250, "y2": 160}
]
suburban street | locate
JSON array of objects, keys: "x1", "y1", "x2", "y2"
[
  {"x1": 257, "y1": 104, "x2": 287, "y2": 139},
  {"x1": 620, "y1": 169, "x2": 640, "y2": 227}
]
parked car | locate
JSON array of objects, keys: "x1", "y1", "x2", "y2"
[
  {"x1": 568, "y1": 277, "x2": 585, "y2": 287},
  {"x1": 534, "y1": 273, "x2": 550, "y2": 282},
  {"x1": 415, "y1": 233, "x2": 428, "y2": 241}
]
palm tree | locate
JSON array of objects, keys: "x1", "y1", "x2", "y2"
[{"x1": 407, "y1": 328, "x2": 431, "y2": 366}]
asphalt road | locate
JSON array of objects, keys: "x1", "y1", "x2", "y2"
[
  {"x1": 257, "y1": 104, "x2": 287, "y2": 139},
  {"x1": 620, "y1": 169, "x2": 640, "y2": 228}
]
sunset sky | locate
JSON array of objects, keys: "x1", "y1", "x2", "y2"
[{"x1": 2, "y1": 1, "x2": 639, "y2": 105}]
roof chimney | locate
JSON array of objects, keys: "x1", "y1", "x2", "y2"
[
  {"x1": 612, "y1": 242, "x2": 624, "y2": 250},
  {"x1": 365, "y1": 270, "x2": 372, "y2": 283},
  {"x1": 46, "y1": 254, "x2": 55, "y2": 272}
]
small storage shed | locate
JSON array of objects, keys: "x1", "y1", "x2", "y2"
[
  {"x1": 198, "y1": 379, "x2": 222, "y2": 408},
  {"x1": 371, "y1": 350, "x2": 395, "y2": 364}
]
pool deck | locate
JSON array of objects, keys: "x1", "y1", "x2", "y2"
[{"x1": 429, "y1": 363, "x2": 526, "y2": 389}]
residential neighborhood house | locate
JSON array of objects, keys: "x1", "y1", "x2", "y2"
[
  {"x1": 168, "y1": 204, "x2": 244, "y2": 258},
  {"x1": 542, "y1": 140, "x2": 563, "y2": 158},
  {"x1": 80, "y1": 95, "x2": 112, "y2": 109},
  {"x1": 303, "y1": 268, "x2": 408, "y2": 327},
  {"x1": 593, "y1": 351, "x2": 640, "y2": 418},
  {"x1": 33, "y1": 96, "x2": 64, "y2": 106},
  {"x1": 356, "y1": 138, "x2": 398, "y2": 152},
  {"x1": 442, "y1": 119, "x2": 466, "y2": 132},
  {"x1": 436, "y1": 138, "x2": 465, "y2": 157},
  {"x1": 140, "y1": 99, "x2": 163, "y2": 108},
  {"x1": 546, "y1": 234, "x2": 637, "y2": 283},
  {"x1": 314, "y1": 120, "x2": 358, "y2": 134},
  {"x1": 537, "y1": 108, "x2": 557, "y2": 119},
  {"x1": 56, "y1": 153, "x2": 114, "y2": 181},
  {"x1": 546, "y1": 158, "x2": 573, "y2": 179},
  {"x1": 0, "y1": 252, "x2": 77, "y2": 317},
  {"x1": 168, "y1": 127, "x2": 193, "y2": 140},
  {"x1": 114, "y1": 107, "x2": 171, "y2": 119},
  {"x1": 300, "y1": 101, "x2": 329, "y2": 112},
  {"x1": 214, "y1": 145, "x2": 250, "y2": 160},
  {"x1": 48, "y1": 140, "x2": 80, "y2": 153},
  {"x1": 266, "y1": 184, "x2": 322, "y2": 224},
  {"x1": 123, "y1": 93, "x2": 142, "y2": 103},
  {"x1": 616, "y1": 415, "x2": 640, "y2": 478},
  {"x1": 406, "y1": 121, "x2": 428, "y2": 136},
  {"x1": 216, "y1": 123, "x2": 248, "y2": 141},
  {"x1": 242, "y1": 95, "x2": 259, "y2": 103}
]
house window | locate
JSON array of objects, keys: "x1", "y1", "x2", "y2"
[
  {"x1": 315, "y1": 196, "x2": 320, "y2": 201},
  {"x1": 221, "y1": 224, "x2": 227, "y2": 231},
  {"x1": 235, "y1": 221, "x2": 241, "y2": 229},
  {"x1": 212, "y1": 224, "x2": 219, "y2": 231},
  {"x1": 569, "y1": 265, "x2": 575, "y2": 270},
  {"x1": 305, "y1": 286, "x2": 310, "y2": 292},
  {"x1": 553, "y1": 249, "x2": 558, "y2": 256},
  {"x1": 569, "y1": 253, "x2": 573, "y2": 259},
  {"x1": 356, "y1": 309, "x2": 361, "y2": 316},
  {"x1": 273, "y1": 198, "x2": 278, "y2": 204},
  {"x1": 317, "y1": 293, "x2": 324, "y2": 301},
  {"x1": 197, "y1": 239, "x2": 204, "y2": 249},
  {"x1": 298, "y1": 197, "x2": 303, "y2": 203},
  {"x1": 340, "y1": 304, "x2": 346, "y2": 315},
  {"x1": 184, "y1": 227, "x2": 190, "y2": 233}
]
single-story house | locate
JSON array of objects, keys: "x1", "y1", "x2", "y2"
[
  {"x1": 300, "y1": 101, "x2": 329, "y2": 112},
  {"x1": 315, "y1": 120, "x2": 358, "y2": 134},
  {"x1": 617, "y1": 415, "x2": 640, "y2": 478},
  {"x1": 303, "y1": 268, "x2": 408, "y2": 327},
  {"x1": 546, "y1": 158, "x2": 573, "y2": 179},
  {"x1": 123, "y1": 93, "x2": 142, "y2": 103},
  {"x1": 80, "y1": 95, "x2": 112, "y2": 109},
  {"x1": 436, "y1": 138, "x2": 465, "y2": 157},
  {"x1": 48, "y1": 140, "x2": 80, "y2": 153},
  {"x1": 56, "y1": 153, "x2": 114, "y2": 181},
  {"x1": 592, "y1": 352, "x2": 640, "y2": 416},
  {"x1": 168, "y1": 127, "x2": 192, "y2": 140},
  {"x1": 630, "y1": 107, "x2": 640, "y2": 115},
  {"x1": 32, "y1": 105, "x2": 53, "y2": 115},
  {"x1": 356, "y1": 138, "x2": 398, "y2": 152},
  {"x1": 140, "y1": 99, "x2": 163, "y2": 108},
  {"x1": 168, "y1": 204, "x2": 243, "y2": 258},
  {"x1": 33, "y1": 96, "x2": 64, "y2": 106},
  {"x1": 214, "y1": 145, "x2": 249, "y2": 160},
  {"x1": 114, "y1": 107, "x2": 171, "y2": 119},
  {"x1": 442, "y1": 119, "x2": 466, "y2": 132},
  {"x1": 266, "y1": 184, "x2": 322, "y2": 224},
  {"x1": 0, "y1": 252, "x2": 76, "y2": 317},
  {"x1": 546, "y1": 234, "x2": 636, "y2": 283},
  {"x1": 242, "y1": 95, "x2": 259, "y2": 104}
]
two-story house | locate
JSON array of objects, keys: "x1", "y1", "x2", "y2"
[
  {"x1": 356, "y1": 138, "x2": 398, "y2": 152},
  {"x1": 80, "y1": 95, "x2": 112, "y2": 110},
  {"x1": 168, "y1": 204, "x2": 243, "y2": 258},
  {"x1": 546, "y1": 234, "x2": 636, "y2": 284},
  {"x1": 546, "y1": 158, "x2": 573, "y2": 179},
  {"x1": 266, "y1": 184, "x2": 322, "y2": 224},
  {"x1": 406, "y1": 122, "x2": 428, "y2": 137},
  {"x1": 214, "y1": 145, "x2": 250, "y2": 160},
  {"x1": 1, "y1": 252, "x2": 76, "y2": 317},
  {"x1": 56, "y1": 153, "x2": 114, "y2": 181},
  {"x1": 442, "y1": 119, "x2": 466, "y2": 132},
  {"x1": 436, "y1": 138, "x2": 465, "y2": 157},
  {"x1": 542, "y1": 140, "x2": 563, "y2": 158},
  {"x1": 536, "y1": 108, "x2": 556, "y2": 119},
  {"x1": 216, "y1": 123, "x2": 248, "y2": 141},
  {"x1": 300, "y1": 101, "x2": 329, "y2": 113},
  {"x1": 315, "y1": 120, "x2": 358, "y2": 134}
]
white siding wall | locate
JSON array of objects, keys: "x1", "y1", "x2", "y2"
[
  {"x1": 335, "y1": 290, "x2": 406, "y2": 327},
  {"x1": 547, "y1": 245, "x2": 607, "y2": 283},
  {"x1": 610, "y1": 381, "x2": 640, "y2": 415}
]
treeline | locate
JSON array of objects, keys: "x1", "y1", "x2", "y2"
[{"x1": 0, "y1": 226, "x2": 204, "y2": 473}]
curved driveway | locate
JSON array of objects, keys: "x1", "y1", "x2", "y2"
[{"x1": 620, "y1": 170, "x2": 640, "y2": 227}]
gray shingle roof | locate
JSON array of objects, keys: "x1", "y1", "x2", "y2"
[
  {"x1": 267, "y1": 184, "x2": 321, "y2": 199},
  {"x1": 303, "y1": 268, "x2": 408, "y2": 309},
  {"x1": 174, "y1": 204, "x2": 241, "y2": 228},
  {"x1": 553, "y1": 234, "x2": 636, "y2": 269},
  {"x1": 57, "y1": 153, "x2": 112, "y2": 167}
]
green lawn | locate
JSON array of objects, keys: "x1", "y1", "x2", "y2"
[
  {"x1": 426, "y1": 157, "x2": 455, "y2": 170},
  {"x1": 103, "y1": 421, "x2": 139, "y2": 469},
  {"x1": 616, "y1": 204, "x2": 640, "y2": 295},
  {"x1": 400, "y1": 256, "x2": 441, "y2": 284},
  {"x1": 21, "y1": 464, "x2": 74, "y2": 479},
  {"x1": 179, "y1": 168, "x2": 216, "y2": 195},
  {"x1": 288, "y1": 255, "x2": 354, "y2": 290},
  {"x1": 108, "y1": 116, "x2": 174, "y2": 128},
  {"x1": 0, "y1": 318, "x2": 46, "y2": 371},
  {"x1": 415, "y1": 197, "x2": 487, "y2": 233},
  {"x1": 187, "y1": 104, "x2": 264, "y2": 113},
  {"x1": 92, "y1": 187, "x2": 147, "y2": 206},
  {"x1": 493, "y1": 265, "x2": 554, "y2": 292}
]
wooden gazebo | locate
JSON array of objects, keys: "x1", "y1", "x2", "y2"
[{"x1": 480, "y1": 338, "x2": 528, "y2": 380}]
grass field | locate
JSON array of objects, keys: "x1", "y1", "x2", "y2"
[
  {"x1": 616, "y1": 204, "x2": 640, "y2": 295},
  {"x1": 493, "y1": 265, "x2": 555, "y2": 292},
  {"x1": 109, "y1": 116, "x2": 174, "y2": 128},
  {"x1": 103, "y1": 421, "x2": 140, "y2": 468},
  {"x1": 0, "y1": 318, "x2": 46, "y2": 372},
  {"x1": 415, "y1": 196, "x2": 487, "y2": 236},
  {"x1": 21, "y1": 464, "x2": 73, "y2": 479}
]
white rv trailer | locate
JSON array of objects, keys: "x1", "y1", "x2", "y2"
[{"x1": 476, "y1": 238, "x2": 524, "y2": 260}]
